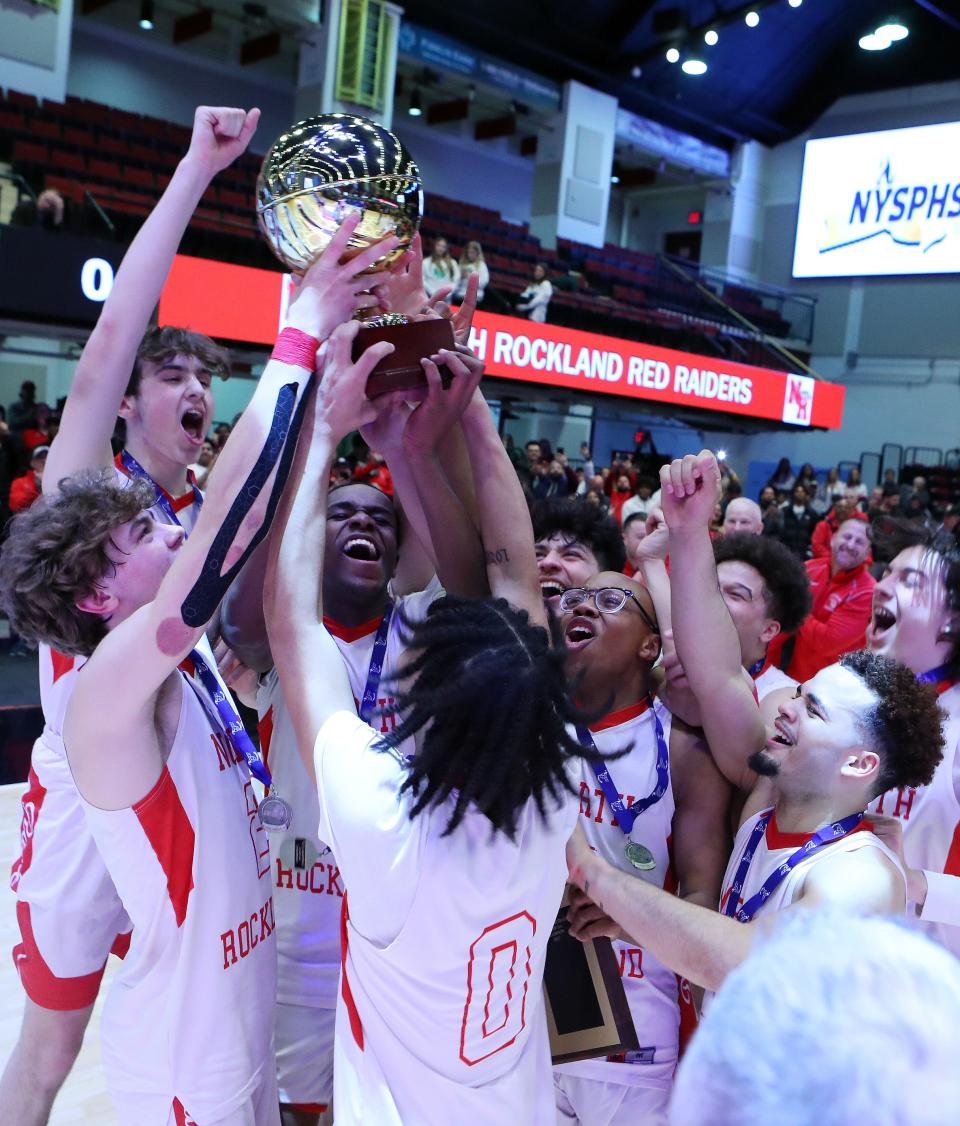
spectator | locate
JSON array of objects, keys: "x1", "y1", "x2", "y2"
[
  {"x1": 213, "y1": 420, "x2": 232, "y2": 447},
  {"x1": 812, "y1": 466, "x2": 841, "y2": 513},
  {"x1": 10, "y1": 188, "x2": 67, "y2": 232},
  {"x1": 795, "y1": 461, "x2": 819, "y2": 502},
  {"x1": 21, "y1": 401, "x2": 55, "y2": 457},
  {"x1": 904, "y1": 493, "x2": 929, "y2": 522},
  {"x1": 669, "y1": 911, "x2": 960, "y2": 1126},
  {"x1": 7, "y1": 380, "x2": 38, "y2": 434},
  {"x1": 531, "y1": 459, "x2": 571, "y2": 499},
  {"x1": 759, "y1": 486, "x2": 783, "y2": 539},
  {"x1": 779, "y1": 484, "x2": 819, "y2": 557},
  {"x1": 709, "y1": 500, "x2": 724, "y2": 539},
  {"x1": 517, "y1": 262, "x2": 553, "y2": 323},
  {"x1": 782, "y1": 517, "x2": 876, "y2": 681},
  {"x1": 845, "y1": 465, "x2": 868, "y2": 501},
  {"x1": 453, "y1": 240, "x2": 488, "y2": 304},
  {"x1": 187, "y1": 438, "x2": 217, "y2": 488},
  {"x1": 621, "y1": 510, "x2": 648, "y2": 576},
  {"x1": 8, "y1": 444, "x2": 47, "y2": 513},
  {"x1": 810, "y1": 494, "x2": 868, "y2": 560},
  {"x1": 354, "y1": 449, "x2": 395, "y2": 497},
  {"x1": 609, "y1": 472, "x2": 633, "y2": 524},
  {"x1": 620, "y1": 475, "x2": 658, "y2": 524},
  {"x1": 942, "y1": 503, "x2": 960, "y2": 538},
  {"x1": 584, "y1": 488, "x2": 604, "y2": 509},
  {"x1": 865, "y1": 485, "x2": 886, "y2": 520},
  {"x1": 880, "y1": 482, "x2": 904, "y2": 517},
  {"x1": 901, "y1": 475, "x2": 932, "y2": 513},
  {"x1": 765, "y1": 457, "x2": 795, "y2": 493},
  {"x1": 579, "y1": 442, "x2": 594, "y2": 480},
  {"x1": 583, "y1": 474, "x2": 609, "y2": 510},
  {"x1": 722, "y1": 497, "x2": 763, "y2": 536},
  {"x1": 422, "y1": 236, "x2": 460, "y2": 299}
]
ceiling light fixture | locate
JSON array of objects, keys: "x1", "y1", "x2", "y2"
[
  {"x1": 788, "y1": 0, "x2": 803, "y2": 7},
  {"x1": 859, "y1": 32, "x2": 889, "y2": 50},
  {"x1": 745, "y1": 10, "x2": 760, "y2": 27},
  {"x1": 681, "y1": 57, "x2": 708, "y2": 75},
  {"x1": 408, "y1": 89, "x2": 423, "y2": 117},
  {"x1": 631, "y1": 64, "x2": 643, "y2": 78},
  {"x1": 139, "y1": 0, "x2": 154, "y2": 30},
  {"x1": 876, "y1": 20, "x2": 909, "y2": 42},
  {"x1": 704, "y1": 28, "x2": 719, "y2": 46},
  {"x1": 610, "y1": 174, "x2": 621, "y2": 184},
  {"x1": 666, "y1": 46, "x2": 680, "y2": 63}
]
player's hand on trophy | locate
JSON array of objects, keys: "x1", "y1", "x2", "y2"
[
  {"x1": 565, "y1": 886, "x2": 630, "y2": 944},
  {"x1": 379, "y1": 232, "x2": 431, "y2": 318},
  {"x1": 184, "y1": 106, "x2": 261, "y2": 176},
  {"x1": 402, "y1": 345, "x2": 485, "y2": 455},
  {"x1": 286, "y1": 212, "x2": 398, "y2": 343},
  {"x1": 316, "y1": 322, "x2": 394, "y2": 440},
  {"x1": 659, "y1": 450, "x2": 722, "y2": 531}
]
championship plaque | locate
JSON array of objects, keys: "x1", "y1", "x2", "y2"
[
  {"x1": 543, "y1": 886, "x2": 639, "y2": 1065},
  {"x1": 256, "y1": 112, "x2": 454, "y2": 397}
]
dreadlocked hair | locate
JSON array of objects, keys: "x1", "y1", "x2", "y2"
[
  {"x1": 380, "y1": 594, "x2": 607, "y2": 839},
  {"x1": 531, "y1": 496, "x2": 626, "y2": 572}
]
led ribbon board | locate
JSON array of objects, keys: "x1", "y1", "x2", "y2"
[
  {"x1": 793, "y1": 120, "x2": 960, "y2": 278},
  {"x1": 159, "y1": 255, "x2": 845, "y2": 430}
]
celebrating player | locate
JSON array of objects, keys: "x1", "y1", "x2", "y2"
[
  {"x1": 552, "y1": 571, "x2": 729, "y2": 1124},
  {"x1": 533, "y1": 497, "x2": 626, "y2": 608},
  {"x1": 565, "y1": 451, "x2": 943, "y2": 995},
  {"x1": 263, "y1": 326, "x2": 597, "y2": 1124},
  {"x1": 0, "y1": 105, "x2": 260, "y2": 1125}
]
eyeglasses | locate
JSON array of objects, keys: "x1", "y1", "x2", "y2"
[{"x1": 558, "y1": 587, "x2": 660, "y2": 634}]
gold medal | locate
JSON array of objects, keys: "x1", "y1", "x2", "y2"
[{"x1": 625, "y1": 841, "x2": 657, "y2": 871}]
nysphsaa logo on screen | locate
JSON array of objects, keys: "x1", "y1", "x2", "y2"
[{"x1": 792, "y1": 121, "x2": 960, "y2": 278}]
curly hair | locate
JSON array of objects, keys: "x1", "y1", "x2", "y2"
[
  {"x1": 125, "y1": 325, "x2": 230, "y2": 398},
  {"x1": 0, "y1": 470, "x2": 154, "y2": 656},
  {"x1": 840, "y1": 650, "x2": 945, "y2": 796},
  {"x1": 714, "y1": 533, "x2": 812, "y2": 634},
  {"x1": 531, "y1": 497, "x2": 626, "y2": 572},
  {"x1": 381, "y1": 595, "x2": 605, "y2": 838}
]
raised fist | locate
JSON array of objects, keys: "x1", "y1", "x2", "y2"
[
  {"x1": 659, "y1": 450, "x2": 722, "y2": 531},
  {"x1": 185, "y1": 106, "x2": 261, "y2": 176}
]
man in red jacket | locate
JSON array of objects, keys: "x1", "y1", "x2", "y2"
[
  {"x1": 810, "y1": 494, "x2": 867, "y2": 560},
  {"x1": 8, "y1": 444, "x2": 47, "y2": 513},
  {"x1": 787, "y1": 517, "x2": 875, "y2": 681}
]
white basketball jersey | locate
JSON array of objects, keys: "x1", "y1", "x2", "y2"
[
  {"x1": 256, "y1": 584, "x2": 440, "y2": 1009},
  {"x1": 721, "y1": 807, "x2": 903, "y2": 917},
  {"x1": 754, "y1": 663, "x2": 796, "y2": 700},
  {"x1": 314, "y1": 709, "x2": 577, "y2": 1125},
  {"x1": 80, "y1": 672, "x2": 277, "y2": 1122},
  {"x1": 557, "y1": 698, "x2": 681, "y2": 1091},
  {"x1": 868, "y1": 678, "x2": 960, "y2": 956},
  {"x1": 38, "y1": 464, "x2": 201, "y2": 738}
]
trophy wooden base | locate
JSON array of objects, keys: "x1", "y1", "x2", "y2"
[
  {"x1": 353, "y1": 317, "x2": 457, "y2": 399},
  {"x1": 543, "y1": 888, "x2": 639, "y2": 1065}
]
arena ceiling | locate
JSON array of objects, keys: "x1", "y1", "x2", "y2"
[
  {"x1": 78, "y1": 1, "x2": 960, "y2": 150},
  {"x1": 402, "y1": 0, "x2": 960, "y2": 148}
]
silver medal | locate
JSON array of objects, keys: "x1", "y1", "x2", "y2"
[{"x1": 258, "y1": 793, "x2": 293, "y2": 831}]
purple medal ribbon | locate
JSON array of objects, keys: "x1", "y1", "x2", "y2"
[
  {"x1": 916, "y1": 663, "x2": 953, "y2": 685},
  {"x1": 357, "y1": 604, "x2": 393, "y2": 726},
  {"x1": 575, "y1": 698, "x2": 669, "y2": 836},
  {"x1": 723, "y1": 808, "x2": 864, "y2": 923},
  {"x1": 188, "y1": 647, "x2": 273, "y2": 790},
  {"x1": 120, "y1": 449, "x2": 203, "y2": 529}
]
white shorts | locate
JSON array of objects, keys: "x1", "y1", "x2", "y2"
[
  {"x1": 555, "y1": 1072, "x2": 671, "y2": 1126},
  {"x1": 10, "y1": 746, "x2": 131, "y2": 1011},
  {"x1": 276, "y1": 1001, "x2": 335, "y2": 1109}
]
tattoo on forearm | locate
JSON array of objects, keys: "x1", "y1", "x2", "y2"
[{"x1": 485, "y1": 546, "x2": 510, "y2": 565}]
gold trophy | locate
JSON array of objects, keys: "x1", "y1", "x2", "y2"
[{"x1": 256, "y1": 112, "x2": 455, "y2": 397}]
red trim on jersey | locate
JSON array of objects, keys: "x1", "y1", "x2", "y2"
[
  {"x1": 936, "y1": 676, "x2": 960, "y2": 697},
  {"x1": 49, "y1": 649, "x2": 75, "y2": 684},
  {"x1": 110, "y1": 930, "x2": 132, "y2": 959},
  {"x1": 340, "y1": 895, "x2": 364, "y2": 1051},
  {"x1": 172, "y1": 1097, "x2": 198, "y2": 1125},
  {"x1": 766, "y1": 810, "x2": 871, "y2": 851},
  {"x1": 288, "y1": 1103, "x2": 330, "y2": 1114},
  {"x1": 588, "y1": 698, "x2": 651, "y2": 732},
  {"x1": 10, "y1": 767, "x2": 47, "y2": 890},
  {"x1": 12, "y1": 901, "x2": 105, "y2": 1011},
  {"x1": 323, "y1": 614, "x2": 385, "y2": 643},
  {"x1": 114, "y1": 452, "x2": 198, "y2": 512},
  {"x1": 943, "y1": 822, "x2": 960, "y2": 877},
  {"x1": 178, "y1": 655, "x2": 196, "y2": 677},
  {"x1": 258, "y1": 706, "x2": 275, "y2": 775},
  {"x1": 133, "y1": 766, "x2": 195, "y2": 927}
]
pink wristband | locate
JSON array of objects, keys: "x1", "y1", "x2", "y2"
[{"x1": 271, "y1": 327, "x2": 321, "y2": 369}]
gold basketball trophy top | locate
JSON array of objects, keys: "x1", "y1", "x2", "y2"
[{"x1": 256, "y1": 112, "x2": 455, "y2": 396}]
